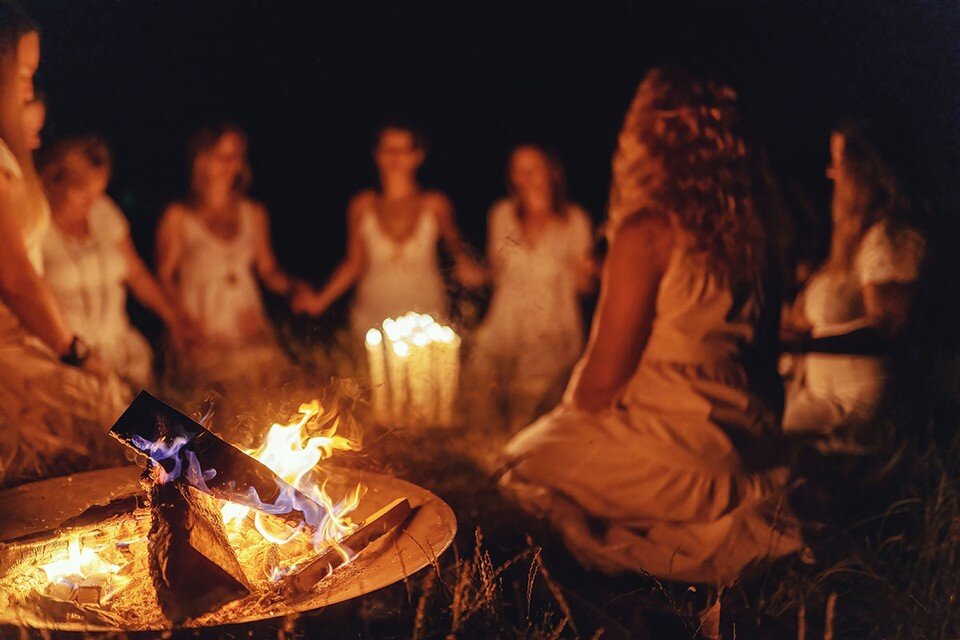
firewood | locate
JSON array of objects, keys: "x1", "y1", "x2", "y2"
[
  {"x1": 148, "y1": 480, "x2": 252, "y2": 624},
  {"x1": 110, "y1": 391, "x2": 322, "y2": 530},
  {"x1": 285, "y1": 498, "x2": 413, "y2": 594}
]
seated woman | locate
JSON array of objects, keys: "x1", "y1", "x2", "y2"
[
  {"x1": 39, "y1": 135, "x2": 196, "y2": 391},
  {"x1": 293, "y1": 124, "x2": 484, "y2": 339},
  {"x1": 0, "y1": 4, "x2": 126, "y2": 488},
  {"x1": 781, "y1": 123, "x2": 925, "y2": 450},
  {"x1": 467, "y1": 145, "x2": 595, "y2": 430},
  {"x1": 500, "y1": 69, "x2": 803, "y2": 584},
  {"x1": 157, "y1": 123, "x2": 296, "y2": 389}
]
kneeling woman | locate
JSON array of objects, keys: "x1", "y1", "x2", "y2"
[
  {"x1": 40, "y1": 135, "x2": 195, "y2": 391},
  {"x1": 501, "y1": 69, "x2": 803, "y2": 584}
]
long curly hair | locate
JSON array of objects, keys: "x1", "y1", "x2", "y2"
[{"x1": 608, "y1": 68, "x2": 766, "y2": 284}]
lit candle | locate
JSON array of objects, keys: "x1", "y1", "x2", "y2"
[
  {"x1": 368, "y1": 312, "x2": 460, "y2": 428},
  {"x1": 408, "y1": 330, "x2": 432, "y2": 422},
  {"x1": 387, "y1": 339, "x2": 410, "y2": 426},
  {"x1": 364, "y1": 328, "x2": 391, "y2": 425},
  {"x1": 436, "y1": 326, "x2": 461, "y2": 427}
]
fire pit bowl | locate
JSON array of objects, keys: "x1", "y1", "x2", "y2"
[{"x1": 0, "y1": 465, "x2": 456, "y2": 632}]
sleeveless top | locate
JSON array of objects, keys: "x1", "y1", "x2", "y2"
[
  {"x1": 350, "y1": 203, "x2": 447, "y2": 335},
  {"x1": 176, "y1": 200, "x2": 267, "y2": 343},
  {"x1": 621, "y1": 235, "x2": 771, "y2": 470}
]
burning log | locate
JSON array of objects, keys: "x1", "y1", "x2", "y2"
[
  {"x1": 110, "y1": 391, "x2": 324, "y2": 531},
  {"x1": 148, "y1": 479, "x2": 253, "y2": 624},
  {"x1": 285, "y1": 497, "x2": 413, "y2": 594}
]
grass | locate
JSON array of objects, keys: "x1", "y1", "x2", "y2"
[{"x1": 42, "y1": 317, "x2": 960, "y2": 639}]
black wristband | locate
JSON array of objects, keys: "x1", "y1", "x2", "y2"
[{"x1": 60, "y1": 335, "x2": 91, "y2": 368}]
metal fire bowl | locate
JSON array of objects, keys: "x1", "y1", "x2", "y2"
[{"x1": 0, "y1": 465, "x2": 457, "y2": 632}]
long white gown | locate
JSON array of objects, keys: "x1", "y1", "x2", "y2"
[
  {"x1": 502, "y1": 231, "x2": 803, "y2": 584},
  {"x1": 42, "y1": 196, "x2": 153, "y2": 391},
  {"x1": 350, "y1": 204, "x2": 447, "y2": 337},
  {"x1": 468, "y1": 199, "x2": 592, "y2": 430},
  {"x1": 0, "y1": 140, "x2": 127, "y2": 488},
  {"x1": 783, "y1": 219, "x2": 925, "y2": 442},
  {"x1": 173, "y1": 199, "x2": 290, "y2": 386}
]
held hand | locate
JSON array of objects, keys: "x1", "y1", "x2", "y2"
[
  {"x1": 291, "y1": 287, "x2": 329, "y2": 317},
  {"x1": 454, "y1": 257, "x2": 487, "y2": 289}
]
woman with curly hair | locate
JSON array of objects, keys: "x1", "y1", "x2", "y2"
[
  {"x1": 500, "y1": 68, "x2": 803, "y2": 584},
  {"x1": 781, "y1": 122, "x2": 924, "y2": 449}
]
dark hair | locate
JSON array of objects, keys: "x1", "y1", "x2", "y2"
[
  {"x1": 38, "y1": 133, "x2": 112, "y2": 186},
  {"x1": 186, "y1": 122, "x2": 251, "y2": 197},
  {"x1": 0, "y1": 0, "x2": 36, "y2": 59},
  {"x1": 507, "y1": 144, "x2": 569, "y2": 220},
  {"x1": 833, "y1": 120, "x2": 909, "y2": 221},
  {"x1": 375, "y1": 122, "x2": 428, "y2": 153}
]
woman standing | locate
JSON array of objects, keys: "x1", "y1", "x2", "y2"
[
  {"x1": 40, "y1": 135, "x2": 196, "y2": 391},
  {"x1": 781, "y1": 123, "x2": 924, "y2": 449},
  {"x1": 468, "y1": 145, "x2": 595, "y2": 430},
  {"x1": 0, "y1": 2, "x2": 126, "y2": 488},
  {"x1": 157, "y1": 123, "x2": 295, "y2": 388},
  {"x1": 501, "y1": 69, "x2": 802, "y2": 583},
  {"x1": 293, "y1": 124, "x2": 484, "y2": 338}
]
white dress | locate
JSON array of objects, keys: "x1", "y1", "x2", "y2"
[
  {"x1": 350, "y1": 205, "x2": 447, "y2": 337},
  {"x1": 502, "y1": 234, "x2": 803, "y2": 584},
  {"x1": 173, "y1": 200, "x2": 290, "y2": 386},
  {"x1": 0, "y1": 140, "x2": 127, "y2": 488},
  {"x1": 783, "y1": 220, "x2": 925, "y2": 440},
  {"x1": 42, "y1": 196, "x2": 153, "y2": 390},
  {"x1": 468, "y1": 200, "x2": 592, "y2": 429}
]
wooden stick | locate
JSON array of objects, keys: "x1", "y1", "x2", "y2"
[{"x1": 285, "y1": 498, "x2": 413, "y2": 594}]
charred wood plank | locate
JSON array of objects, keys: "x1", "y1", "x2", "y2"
[
  {"x1": 148, "y1": 480, "x2": 252, "y2": 624},
  {"x1": 285, "y1": 497, "x2": 413, "y2": 594},
  {"x1": 110, "y1": 391, "x2": 321, "y2": 528}
]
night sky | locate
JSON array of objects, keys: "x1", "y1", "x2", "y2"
[{"x1": 21, "y1": 1, "x2": 960, "y2": 336}]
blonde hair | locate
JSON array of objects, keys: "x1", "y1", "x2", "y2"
[{"x1": 609, "y1": 68, "x2": 765, "y2": 284}]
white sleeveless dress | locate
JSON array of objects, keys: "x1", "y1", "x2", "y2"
[
  {"x1": 173, "y1": 200, "x2": 290, "y2": 386},
  {"x1": 0, "y1": 140, "x2": 127, "y2": 488},
  {"x1": 42, "y1": 196, "x2": 153, "y2": 391},
  {"x1": 468, "y1": 199, "x2": 592, "y2": 430},
  {"x1": 502, "y1": 234, "x2": 803, "y2": 584},
  {"x1": 783, "y1": 220, "x2": 925, "y2": 441},
  {"x1": 350, "y1": 205, "x2": 447, "y2": 337}
]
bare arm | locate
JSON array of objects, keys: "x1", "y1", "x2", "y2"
[
  {"x1": 155, "y1": 205, "x2": 187, "y2": 307},
  {"x1": 122, "y1": 233, "x2": 180, "y2": 327},
  {"x1": 431, "y1": 192, "x2": 486, "y2": 288},
  {"x1": 564, "y1": 213, "x2": 674, "y2": 412},
  {"x1": 295, "y1": 194, "x2": 368, "y2": 316},
  {"x1": 251, "y1": 202, "x2": 294, "y2": 297},
  {"x1": 0, "y1": 174, "x2": 73, "y2": 355}
]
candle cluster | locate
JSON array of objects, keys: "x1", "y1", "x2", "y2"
[{"x1": 365, "y1": 312, "x2": 461, "y2": 427}]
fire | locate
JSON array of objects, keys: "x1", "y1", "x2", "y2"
[
  {"x1": 220, "y1": 400, "x2": 363, "y2": 558},
  {"x1": 39, "y1": 534, "x2": 130, "y2": 602}
]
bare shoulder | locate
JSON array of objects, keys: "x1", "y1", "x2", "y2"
[
  {"x1": 347, "y1": 189, "x2": 377, "y2": 226},
  {"x1": 422, "y1": 190, "x2": 453, "y2": 217},
  {"x1": 349, "y1": 189, "x2": 377, "y2": 211},
  {"x1": 158, "y1": 201, "x2": 190, "y2": 231},
  {"x1": 244, "y1": 198, "x2": 271, "y2": 226},
  {"x1": 611, "y1": 211, "x2": 674, "y2": 261}
]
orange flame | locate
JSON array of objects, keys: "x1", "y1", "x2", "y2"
[{"x1": 220, "y1": 400, "x2": 363, "y2": 554}]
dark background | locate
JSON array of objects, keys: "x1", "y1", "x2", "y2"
[{"x1": 21, "y1": 0, "x2": 960, "y2": 336}]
